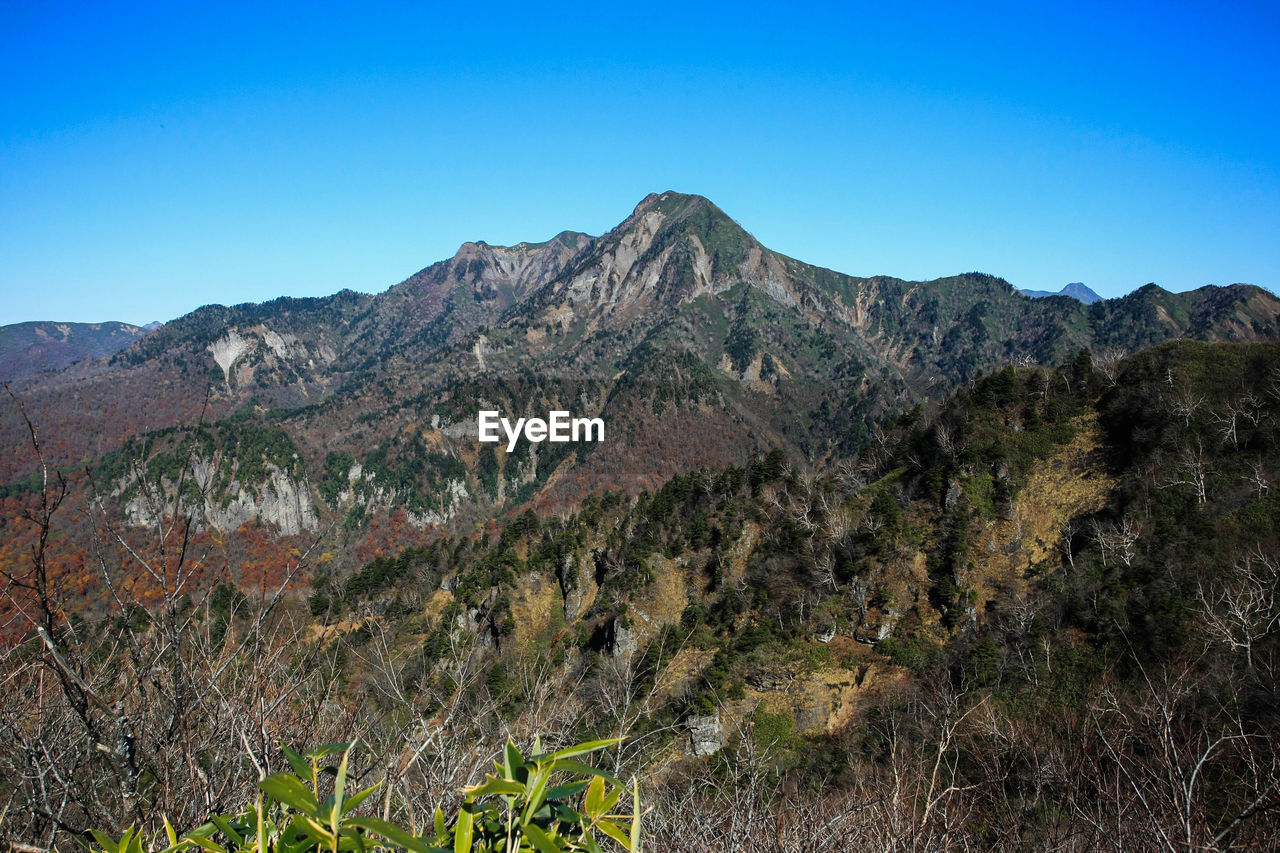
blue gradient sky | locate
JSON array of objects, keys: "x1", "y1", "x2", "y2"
[{"x1": 2, "y1": 1, "x2": 1278, "y2": 325}]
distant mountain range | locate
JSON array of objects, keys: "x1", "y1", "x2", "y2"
[
  {"x1": 3, "y1": 192, "x2": 1278, "y2": 556},
  {"x1": 0, "y1": 320, "x2": 157, "y2": 382},
  {"x1": 1018, "y1": 282, "x2": 1102, "y2": 303}
]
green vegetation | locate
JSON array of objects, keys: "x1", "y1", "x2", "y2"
[
  {"x1": 93, "y1": 419, "x2": 303, "y2": 509},
  {"x1": 88, "y1": 741, "x2": 639, "y2": 853},
  {"x1": 751, "y1": 709, "x2": 795, "y2": 749}
]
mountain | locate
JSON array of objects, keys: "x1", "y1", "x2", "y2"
[
  {"x1": 298, "y1": 339, "x2": 1276, "y2": 846},
  {"x1": 1061, "y1": 281, "x2": 1102, "y2": 302},
  {"x1": 5, "y1": 194, "x2": 1280, "y2": 847},
  {"x1": 1018, "y1": 281, "x2": 1102, "y2": 303},
  {"x1": 0, "y1": 320, "x2": 151, "y2": 381},
  {"x1": 9, "y1": 339, "x2": 1279, "y2": 848},
  {"x1": 2, "y1": 192, "x2": 1279, "y2": 562}
]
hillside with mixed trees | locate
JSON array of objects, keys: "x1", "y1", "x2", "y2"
[
  {"x1": 2, "y1": 193, "x2": 1280, "y2": 851},
  {"x1": 0, "y1": 320, "x2": 153, "y2": 382},
  {"x1": 4, "y1": 340, "x2": 1278, "y2": 849}
]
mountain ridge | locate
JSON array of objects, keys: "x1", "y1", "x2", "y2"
[
  {"x1": 2, "y1": 192, "x2": 1279, "y2": 539},
  {"x1": 0, "y1": 319, "x2": 153, "y2": 381}
]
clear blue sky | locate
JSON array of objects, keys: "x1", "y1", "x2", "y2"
[{"x1": 2, "y1": 1, "x2": 1278, "y2": 325}]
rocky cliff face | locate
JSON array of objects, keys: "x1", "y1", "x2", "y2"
[
  {"x1": 347, "y1": 230, "x2": 592, "y2": 362},
  {"x1": 204, "y1": 323, "x2": 340, "y2": 394},
  {"x1": 121, "y1": 458, "x2": 319, "y2": 536}
]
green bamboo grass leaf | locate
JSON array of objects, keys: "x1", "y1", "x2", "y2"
[
  {"x1": 543, "y1": 780, "x2": 591, "y2": 802},
  {"x1": 282, "y1": 745, "x2": 313, "y2": 781},
  {"x1": 520, "y1": 823, "x2": 563, "y2": 853},
  {"x1": 289, "y1": 814, "x2": 336, "y2": 848},
  {"x1": 261, "y1": 773, "x2": 322, "y2": 815},
  {"x1": 474, "y1": 801, "x2": 501, "y2": 826},
  {"x1": 534, "y1": 738, "x2": 624, "y2": 763},
  {"x1": 545, "y1": 759, "x2": 623, "y2": 788},
  {"x1": 343, "y1": 782, "x2": 381, "y2": 815},
  {"x1": 156, "y1": 819, "x2": 189, "y2": 853},
  {"x1": 595, "y1": 819, "x2": 630, "y2": 850},
  {"x1": 520, "y1": 767, "x2": 553, "y2": 825},
  {"x1": 256, "y1": 794, "x2": 267, "y2": 853},
  {"x1": 597, "y1": 785, "x2": 623, "y2": 819},
  {"x1": 583, "y1": 776, "x2": 604, "y2": 817},
  {"x1": 452, "y1": 801, "x2": 474, "y2": 853},
  {"x1": 85, "y1": 739, "x2": 642, "y2": 853},
  {"x1": 332, "y1": 746, "x2": 352, "y2": 837},
  {"x1": 503, "y1": 741, "x2": 523, "y2": 781},
  {"x1": 89, "y1": 828, "x2": 120, "y2": 853},
  {"x1": 345, "y1": 817, "x2": 446, "y2": 853},
  {"x1": 182, "y1": 834, "x2": 227, "y2": 853},
  {"x1": 629, "y1": 777, "x2": 641, "y2": 852},
  {"x1": 465, "y1": 776, "x2": 526, "y2": 798},
  {"x1": 548, "y1": 803, "x2": 580, "y2": 826},
  {"x1": 209, "y1": 816, "x2": 244, "y2": 847},
  {"x1": 163, "y1": 818, "x2": 179, "y2": 849},
  {"x1": 334, "y1": 828, "x2": 373, "y2": 852}
]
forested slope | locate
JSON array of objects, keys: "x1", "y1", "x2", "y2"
[{"x1": 5, "y1": 340, "x2": 1278, "y2": 850}]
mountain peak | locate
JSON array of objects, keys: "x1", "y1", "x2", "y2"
[
  {"x1": 1018, "y1": 282, "x2": 1102, "y2": 304},
  {"x1": 632, "y1": 192, "x2": 662, "y2": 215},
  {"x1": 514, "y1": 191, "x2": 775, "y2": 323},
  {"x1": 1061, "y1": 282, "x2": 1102, "y2": 304},
  {"x1": 621, "y1": 192, "x2": 748, "y2": 251},
  {"x1": 631, "y1": 190, "x2": 714, "y2": 218}
]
